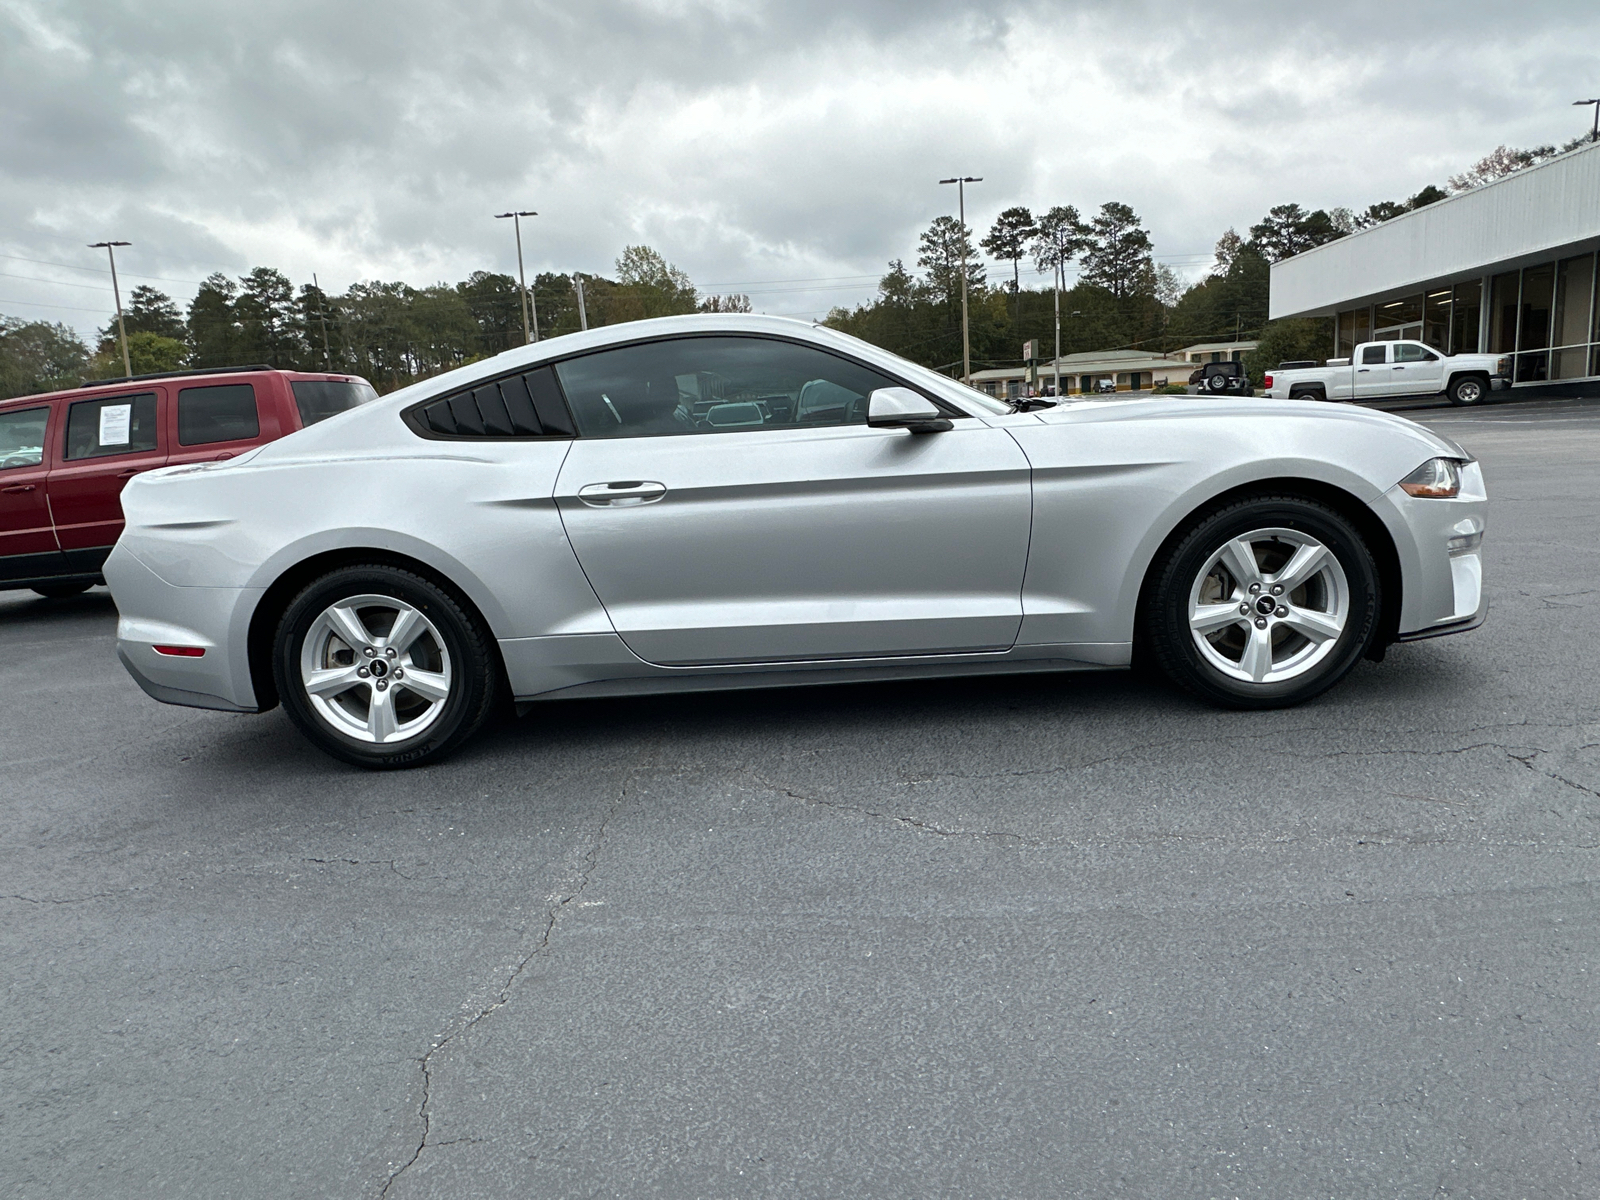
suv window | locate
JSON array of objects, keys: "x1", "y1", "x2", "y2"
[
  {"x1": 0, "y1": 406, "x2": 48, "y2": 470},
  {"x1": 1393, "y1": 343, "x2": 1439, "y2": 362},
  {"x1": 292, "y1": 379, "x2": 379, "y2": 427},
  {"x1": 555, "y1": 336, "x2": 901, "y2": 438},
  {"x1": 178, "y1": 383, "x2": 260, "y2": 445},
  {"x1": 65, "y1": 392, "x2": 159, "y2": 460},
  {"x1": 1361, "y1": 345, "x2": 1388, "y2": 365}
]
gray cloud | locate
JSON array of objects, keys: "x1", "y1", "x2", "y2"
[{"x1": 2, "y1": 0, "x2": 1596, "y2": 334}]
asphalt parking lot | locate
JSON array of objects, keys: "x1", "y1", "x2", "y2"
[{"x1": 4, "y1": 395, "x2": 1599, "y2": 1199}]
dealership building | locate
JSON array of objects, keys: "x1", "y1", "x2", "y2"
[{"x1": 1270, "y1": 138, "x2": 1600, "y2": 389}]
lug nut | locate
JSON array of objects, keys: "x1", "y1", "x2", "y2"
[
  {"x1": 1239, "y1": 603, "x2": 1250, "y2": 615},
  {"x1": 357, "y1": 666, "x2": 370, "y2": 678},
  {"x1": 376, "y1": 679, "x2": 389, "y2": 691},
  {"x1": 1249, "y1": 583, "x2": 1261, "y2": 594},
  {"x1": 392, "y1": 668, "x2": 403, "y2": 679},
  {"x1": 1271, "y1": 584, "x2": 1283, "y2": 595},
  {"x1": 385, "y1": 647, "x2": 397, "y2": 659},
  {"x1": 363, "y1": 647, "x2": 376, "y2": 657},
  {"x1": 1276, "y1": 606, "x2": 1288, "y2": 617},
  {"x1": 1255, "y1": 617, "x2": 1268, "y2": 629}
]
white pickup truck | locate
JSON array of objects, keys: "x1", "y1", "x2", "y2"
[{"x1": 1262, "y1": 339, "x2": 1511, "y2": 406}]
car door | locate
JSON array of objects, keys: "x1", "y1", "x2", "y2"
[
  {"x1": 0, "y1": 402, "x2": 66, "y2": 582},
  {"x1": 1353, "y1": 343, "x2": 1391, "y2": 398},
  {"x1": 46, "y1": 388, "x2": 168, "y2": 573},
  {"x1": 1391, "y1": 341, "x2": 1445, "y2": 394},
  {"x1": 550, "y1": 334, "x2": 1034, "y2": 666}
]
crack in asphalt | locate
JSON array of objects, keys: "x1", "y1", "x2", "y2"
[
  {"x1": 301, "y1": 856, "x2": 415, "y2": 881},
  {"x1": 1508, "y1": 750, "x2": 1600, "y2": 802},
  {"x1": 748, "y1": 770, "x2": 1053, "y2": 847},
  {"x1": 375, "y1": 771, "x2": 629, "y2": 1198}
]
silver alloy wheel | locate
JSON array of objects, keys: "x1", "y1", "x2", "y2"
[
  {"x1": 298, "y1": 594, "x2": 453, "y2": 744},
  {"x1": 1187, "y1": 527, "x2": 1349, "y2": 684},
  {"x1": 1456, "y1": 378, "x2": 1483, "y2": 403}
]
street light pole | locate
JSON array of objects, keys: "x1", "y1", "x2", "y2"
[
  {"x1": 312, "y1": 272, "x2": 332, "y2": 368},
  {"x1": 1576, "y1": 99, "x2": 1600, "y2": 144},
  {"x1": 1053, "y1": 263, "x2": 1061, "y2": 398},
  {"x1": 939, "y1": 176, "x2": 982, "y2": 383},
  {"x1": 90, "y1": 240, "x2": 132, "y2": 378},
  {"x1": 494, "y1": 210, "x2": 539, "y2": 344}
]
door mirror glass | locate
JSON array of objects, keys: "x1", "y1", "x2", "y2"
[{"x1": 867, "y1": 387, "x2": 951, "y2": 433}]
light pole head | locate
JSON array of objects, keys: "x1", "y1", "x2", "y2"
[
  {"x1": 938, "y1": 177, "x2": 983, "y2": 185},
  {"x1": 89, "y1": 241, "x2": 131, "y2": 249},
  {"x1": 494, "y1": 211, "x2": 538, "y2": 218}
]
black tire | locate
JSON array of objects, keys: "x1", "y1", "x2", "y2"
[
  {"x1": 1289, "y1": 386, "x2": 1327, "y2": 404},
  {"x1": 1144, "y1": 495, "x2": 1379, "y2": 709},
  {"x1": 272, "y1": 564, "x2": 499, "y2": 769},
  {"x1": 1448, "y1": 374, "x2": 1488, "y2": 406},
  {"x1": 32, "y1": 581, "x2": 93, "y2": 599}
]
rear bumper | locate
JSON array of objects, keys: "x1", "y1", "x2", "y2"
[{"x1": 103, "y1": 542, "x2": 263, "y2": 712}]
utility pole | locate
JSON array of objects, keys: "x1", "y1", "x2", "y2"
[
  {"x1": 939, "y1": 176, "x2": 982, "y2": 383},
  {"x1": 90, "y1": 240, "x2": 132, "y2": 378},
  {"x1": 1053, "y1": 261, "x2": 1061, "y2": 398},
  {"x1": 1576, "y1": 98, "x2": 1600, "y2": 143},
  {"x1": 573, "y1": 273, "x2": 589, "y2": 331},
  {"x1": 494, "y1": 210, "x2": 539, "y2": 344},
  {"x1": 312, "y1": 272, "x2": 332, "y2": 368}
]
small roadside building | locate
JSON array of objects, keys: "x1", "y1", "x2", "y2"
[
  {"x1": 969, "y1": 348, "x2": 1195, "y2": 398},
  {"x1": 1177, "y1": 340, "x2": 1259, "y2": 364},
  {"x1": 1269, "y1": 138, "x2": 1600, "y2": 392}
]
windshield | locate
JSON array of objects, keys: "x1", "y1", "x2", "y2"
[{"x1": 291, "y1": 379, "x2": 379, "y2": 427}]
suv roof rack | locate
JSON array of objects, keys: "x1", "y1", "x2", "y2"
[{"x1": 79, "y1": 364, "x2": 274, "y2": 388}]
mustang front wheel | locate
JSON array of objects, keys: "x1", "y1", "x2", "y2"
[
  {"x1": 1146, "y1": 496, "x2": 1379, "y2": 708},
  {"x1": 273, "y1": 565, "x2": 499, "y2": 768}
]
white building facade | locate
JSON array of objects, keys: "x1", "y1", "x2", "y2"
[{"x1": 1270, "y1": 140, "x2": 1600, "y2": 389}]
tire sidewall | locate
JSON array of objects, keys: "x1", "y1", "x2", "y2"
[
  {"x1": 273, "y1": 566, "x2": 489, "y2": 768},
  {"x1": 1451, "y1": 375, "x2": 1485, "y2": 406},
  {"x1": 1150, "y1": 498, "x2": 1378, "y2": 708}
]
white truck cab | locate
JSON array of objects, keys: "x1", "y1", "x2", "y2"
[{"x1": 1263, "y1": 340, "x2": 1511, "y2": 407}]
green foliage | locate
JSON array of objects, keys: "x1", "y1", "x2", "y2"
[
  {"x1": 614, "y1": 245, "x2": 698, "y2": 318},
  {"x1": 1244, "y1": 318, "x2": 1335, "y2": 386},
  {"x1": 0, "y1": 316, "x2": 90, "y2": 398},
  {"x1": 90, "y1": 330, "x2": 189, "y2": 379},
  {"x1": 121, "y1": 285, "x2": 186, "y2": 339},
  {"x1": 1079, "y1": 202, "x2": 1155, "y2": 299},
  {"x1": 1248, "y1": 204, "x2": 1347, "y2": 262},
  {"x1": 917, "y1": 215, "x2": 985, "y2": 309}
]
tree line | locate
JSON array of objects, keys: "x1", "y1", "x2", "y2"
[{"x1": 2, "y1": 139, "x2": 1583, "y2": 400}]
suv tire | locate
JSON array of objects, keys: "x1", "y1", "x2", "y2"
[
  {"x1": 273, "y1": 564, "x2": 499, "y2": 769},
  {"x1": 32, "y1": 581, "x2": 93, "y2": 599},
  {"x1": 1145, "y1": 495, "x2": 1379, "y2": 709}
]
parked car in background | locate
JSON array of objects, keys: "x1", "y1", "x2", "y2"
[
  {"x1": 0, "y1": 366, "x2": 376, "y2": 598},
  {"x1": 106, "y1": 314, "x2": 1486, "y2": 769},
  {"x1": 1188, "y1": 360, "x2": 1253, "y2": 396},
  {"x1": 1263, "y1": 341, "x2": 1510, "y2": 406}
]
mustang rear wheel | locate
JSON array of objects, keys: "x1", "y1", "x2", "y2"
[
  {"x1": 1145, "y1": 496, "x2": 1379, "y2": 708},
  {"x1": 273, "y1": 565, "x2": 499, "y2": 768}
]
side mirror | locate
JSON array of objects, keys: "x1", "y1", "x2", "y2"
[{"x1": 866, "y1": 387, "x2": 952, "y2": 434}]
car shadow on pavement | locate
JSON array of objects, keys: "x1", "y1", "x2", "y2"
[{"x1": 0, "y1": 586, "x2": 117, "y2": 627}]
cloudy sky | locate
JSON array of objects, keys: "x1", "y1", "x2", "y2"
[{"x1": 3, "y1": 0, "x2": 1597, "y2": 337}]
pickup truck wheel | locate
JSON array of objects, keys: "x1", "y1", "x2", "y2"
[
  {"x1": 1449, "y1": 374, "x2": 1487, "y2": 406},
  {"x1": 1144, "y1": 495, "x2": 1379, "y2": 709},
  {"x1": 1289, "y1": 386, "x2": 1327, "y2": 403},
  {"x1": 272, "y1": 564, "x2": 500, "y2": 769}
]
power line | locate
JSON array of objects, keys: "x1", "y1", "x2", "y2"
[{"x1": 0, "y1": 296, "x2": 115, "y2": 314}]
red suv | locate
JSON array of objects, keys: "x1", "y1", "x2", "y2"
[{"x1": 0, "y1": 366, "x2": 376, "y2": 598}]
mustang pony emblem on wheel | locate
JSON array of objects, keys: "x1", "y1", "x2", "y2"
[{"x1": 106, "y1": 315, "x2": 1487, "y2": 768}]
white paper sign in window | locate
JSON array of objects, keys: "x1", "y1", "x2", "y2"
[{"x1": 98, "y1": 403, "x2": 133, "y2": 446}]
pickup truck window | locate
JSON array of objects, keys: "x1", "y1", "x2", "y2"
[
  {"x1": 1394, "y1": 344, "x2": 1439, "y2": 362},
  {"x1": 1361, "y1": 346, "x2": 1388, "y2": 365}
]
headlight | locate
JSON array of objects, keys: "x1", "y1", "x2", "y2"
[{"x1": 1399, "y1": 457, "x2": 1462, "y2": 498}]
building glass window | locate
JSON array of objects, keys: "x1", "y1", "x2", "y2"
[
  {"x1": 1515, "y1": 263, "x2": 1554, "y2": 382},
  {"x1": 1374, "y1": 294, "x2": 1423, "y2": 339},
  {"x1": 1336, "y1": 308, "x2": 1369, "y2": 358},
  {"x1": 1489, "y1": 271, "x2": 1520, "y2": 354},
  {"x1": 1450, "y1": 279, "x2": 1482, "y2": 355},
  {"x1": 1423, "y1": 289, "x2": 1451, "y2": 350},
  {"x1": 1552, "y1": 253, "x2": 1596, "y2": 380}
]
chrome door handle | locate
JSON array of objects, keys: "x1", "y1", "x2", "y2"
[
  {"x1": 1, "y1": 483, "x2": 36, "y2": 493},
  {"x1": 577, "y1": 480, "x2": 667, "y2": 507}
]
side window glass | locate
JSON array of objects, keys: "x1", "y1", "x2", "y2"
[
  {"x1": 555, "y1": 336, "x2": 900, "y2": 439},
  {"x1": 1394, "y1": 343, "x2": 1437, "y2": 363},
  {"x1": 0, "y1": 406, "x2": 49, "y2": 470},
  {"x1": 64, "y1": 392, "x2": 160, "y2": 460},
  {"x1": 178, "y1": 383, "x2": 260, "y2": 445},
  {"x1": 1361, "y1": 345, "x2": 1388, "y2": 365}
]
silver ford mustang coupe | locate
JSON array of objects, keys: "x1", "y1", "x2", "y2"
[{"x1": 107, "y1": 314, "x2": 1486, "y2": 768}]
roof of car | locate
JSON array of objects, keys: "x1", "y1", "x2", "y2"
[{"x1": 0, "y1": 367, "x2": 365, "y2": 409}]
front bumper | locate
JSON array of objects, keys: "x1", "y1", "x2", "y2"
[
  {"x1": 1370, "y1": 460, "x2": 1488, "y2": 640},
  {"x1": 1491, "y1": 375, "x2": 1510, "y2": 391},
  {"x1": 104, "y1": 542, "x2": 264, "y2": 712}
]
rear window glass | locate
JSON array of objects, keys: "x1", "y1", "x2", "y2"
[
  {"x1": 0, "y1": 406, "x2": 48, "y2": 470},
  {"x1": 65, "y1": 393, "x2": 159, "y2": 460},
  {"x1": 292, "y1": 380, "x2": 379, "y2": 427},
  {"x1": 178, "y1": 383, "x2": 260, "y2": 445}
]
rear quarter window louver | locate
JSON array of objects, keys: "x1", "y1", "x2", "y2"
[{"x1": 409, "y1": 365, "x2": 575, "y2": 439}]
